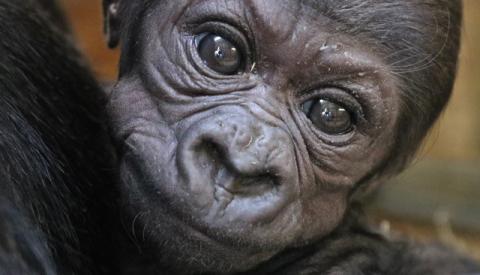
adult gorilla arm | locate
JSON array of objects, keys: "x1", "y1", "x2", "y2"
[
  {"x1": 0, "y1": 196, "x2": 55, "y2": 275},
  {"x1": 0, "y1": 0, "x2": 113, "y2": 273},
  {"x1": 36, "y1": 0, "x2": 70, "y2": 32}
]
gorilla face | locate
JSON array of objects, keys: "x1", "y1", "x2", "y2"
[{"x1": 106, "y1": 0, "x2": 400, "y2": 272}]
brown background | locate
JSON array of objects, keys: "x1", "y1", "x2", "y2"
[{"x1": 59, "y1": 0, "x2": 480, "y2": 258}]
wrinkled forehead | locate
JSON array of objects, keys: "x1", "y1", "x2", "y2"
[
  {"x1": 132, "y1": 0, "x2": 436, "y2": 50},
  {"x1": 131, "y1": 0, "x2": 453, "y2": 28},
  {"x1": 145, "y1": 0, "x2": 427, "y2": 28},
  {"x1": 182, "y1": 0, "x2": 320, "y2": 22},
  {"x1": 174, "y1": 0, "x2": 334, "y2": 48},
  {"x1": 181, "y1": 0, "x2": 335, "y2": 36}
]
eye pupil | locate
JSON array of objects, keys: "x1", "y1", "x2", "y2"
[
  {"x1": 214, "y1": 46, "x2": 225, "y2": 59},
  {"x1": 196, "y1": 34, "x2": 242, "y2": 75},
  {"x1": 322, "y1": 109, "x2": 334, "y2": 121},
  {"x1": 303, "y1": 99, "x2": 353, "y2": 135}
]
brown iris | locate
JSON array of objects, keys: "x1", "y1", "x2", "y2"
[
  {"x1": 302, "y1": 99, "x2": 353, "y2": 135},
  {"x1": 196, "y1": 34, "x2": 242, "y2": 75}
]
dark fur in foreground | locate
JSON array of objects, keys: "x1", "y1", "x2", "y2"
[
  {"x1": 241, "y1": 211, "x2": 480, "y2": 274},
  {"x1": 0, "y1": 0, "x2": 112, "y2": 274},
  {"x1": 0, "y1": 197, "x2": 55, "y2": 275}
]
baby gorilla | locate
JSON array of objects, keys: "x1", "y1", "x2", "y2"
[{"x1": 103, "y1": 0, "x2": 479, "y2": 274}]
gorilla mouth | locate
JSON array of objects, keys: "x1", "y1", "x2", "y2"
[
  {"x1": 181, "y1": 140, "x2": 295, "y2": 227},
  {"x1": 223, "y1": 175, "x2": 279, "y2": 196}
]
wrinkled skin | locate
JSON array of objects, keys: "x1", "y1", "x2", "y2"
[{"x1": 103, "y1": 0, "x2": 476, "y2": 274}]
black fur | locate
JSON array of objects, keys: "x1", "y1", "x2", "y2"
[
  {"x1": 36, "y1": 0, "x2": 70, "y2": 32},
  {"x1": 243, "y1": 210, "x2": 480, "y2": 274},
  {"x1": 0, "y1": 196, "x2": 55, "y2": 275},
  {"x1": 0, "y1": 0, "x2": 112, "y2": 274}
]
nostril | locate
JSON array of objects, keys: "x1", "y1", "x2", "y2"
[
  {"x1": 195, "y1": 139, "x2": 280, "y2": 196},
  {"x1": 196, "y1": 140, "x2": 225, "y2": 167}
]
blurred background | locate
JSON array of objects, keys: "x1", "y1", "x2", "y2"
[{"x1": 58, "y1": 0, "x2": 480, "y2": 259}]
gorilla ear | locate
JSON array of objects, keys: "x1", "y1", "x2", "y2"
[{"x1": 103, "y1": 0, "x2": 121, "y2": 48}]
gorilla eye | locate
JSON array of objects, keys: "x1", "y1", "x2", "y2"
[
  {"x1": 302, "y1": 99, "x2": 353, "y2": 135},
  {"x1": 195, "y1": 34, "x2": 242, "y2": 75}
]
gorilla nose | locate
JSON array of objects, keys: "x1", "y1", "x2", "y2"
[{"x1": 179, "y1": 113, "x2": 297, "y2": 196}]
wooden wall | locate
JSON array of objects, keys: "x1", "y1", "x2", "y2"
[
  {"x1": 426, "y1": 0, "x2": 480, "y2": 160},
  {"x1": 60, "y1": 0, "x2": 119, "y2": 80}
]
